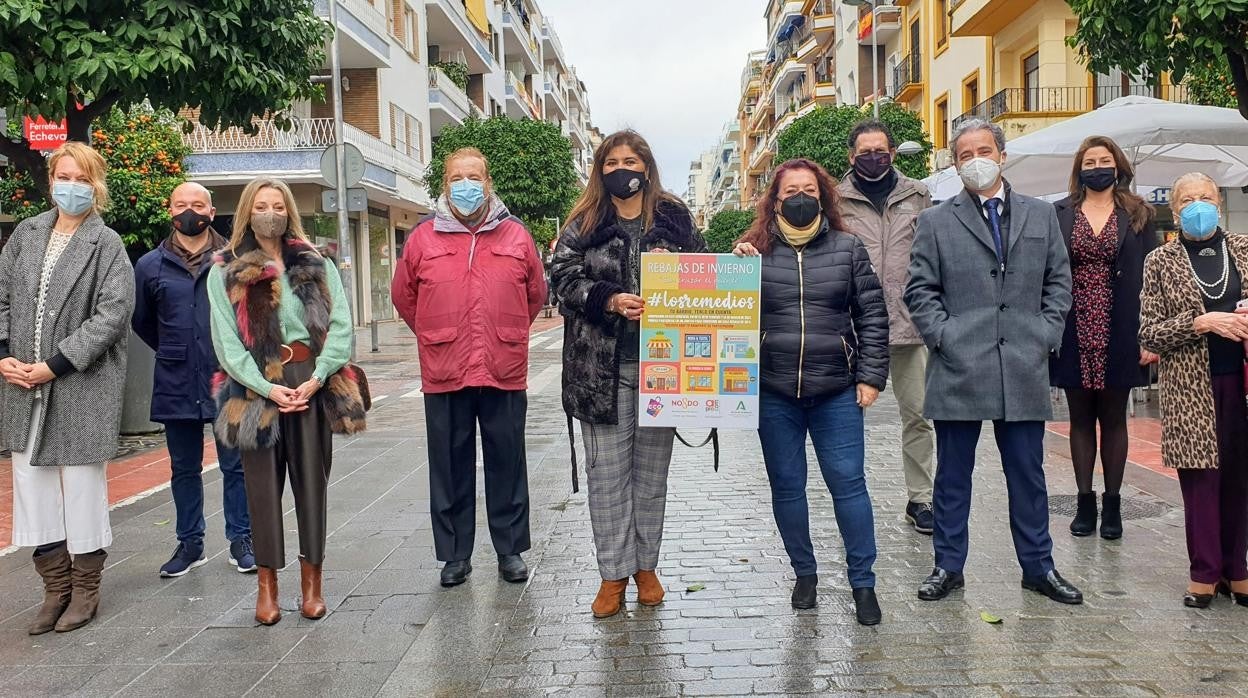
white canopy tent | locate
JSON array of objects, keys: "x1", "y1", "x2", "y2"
[{"x1": 922, "y1": 96, "x2": 1248, "y2": 201}]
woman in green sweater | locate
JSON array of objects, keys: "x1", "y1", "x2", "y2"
[{"x1": 208, "y1": 177, "x2": 361, "y2": 625}]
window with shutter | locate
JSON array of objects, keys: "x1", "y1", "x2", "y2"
[
  {"x1": 391, "y1": 0, "x2": 405, "y2": 42},
  {"x1": 406, "y1": 7, "x2": 419, "y2": 58}
]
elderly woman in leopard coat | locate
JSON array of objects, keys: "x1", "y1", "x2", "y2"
[
  {"x1": 551, "y1": 130, "x2": 708, "y2": 619},
  {"x1": 1138, "y1": 172, "x2": 1248, "y2": 609}
]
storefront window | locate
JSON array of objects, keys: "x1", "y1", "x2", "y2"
[{"x1": 369, "y1": 211, "x2": 394, "y2": 321}]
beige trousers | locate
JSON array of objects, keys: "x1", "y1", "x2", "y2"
[{"x1": 890, "y1": 344, "x2": 935, "y2": 504}]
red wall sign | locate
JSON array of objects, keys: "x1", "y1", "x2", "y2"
[{"x1": 23, "y1": 116, "x2": 68, "y2": 150}]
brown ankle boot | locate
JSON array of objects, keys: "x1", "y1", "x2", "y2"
[
  {"x1": 55, "y1": 550, "x2": 106, "y2": 633},
  {"x1": 255, "y1": 567, "x2": 281, "y2": 625},
  {"x1": 299, "y1": 558, "x2": 326, "y2": 619},
  {"x1": 29, "y1": 545, "x2": 72, "y2": 635},
  {"x1": 634, "y1": 569, "x2": 665, "y2": 606},
  {"x1": 591, "y1": 579, "x2": 629, "y2": 618}
]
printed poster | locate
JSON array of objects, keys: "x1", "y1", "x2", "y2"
[{"x1": 638, "y1": 253, "x2": 762, "y2": 429}]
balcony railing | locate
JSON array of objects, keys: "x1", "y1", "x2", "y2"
[
  {"x1": 891, "y1": 52, "x2": 921, "y2": 97},
  {"x1": 429, "y1": 67, "x2": 472, "y2": 119},
  {"x1": 182, "y1": 118, "x2": 336, "y2": 152},
  {"x1": 315, "y1": 0, "x2": 387, "y2": 42},
  {"x1": 953, "y1": 84, "x2": 1192, "y2": 127},
  {"x1": 183, "y1": 117, "x2": 424, "y2": 182}
]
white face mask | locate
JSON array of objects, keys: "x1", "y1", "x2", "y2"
[{"x1": 959, "y1": 157, "x2": 1002, "y2": 192}]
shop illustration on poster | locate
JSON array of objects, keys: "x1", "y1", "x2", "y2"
[{"x1": 638, "y1": 253, "x2": 762, "y2": 429}]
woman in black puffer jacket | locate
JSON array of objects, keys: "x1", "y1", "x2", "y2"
[{"x1": 735, "y1": 158, "x2": 889, "y2": 625}]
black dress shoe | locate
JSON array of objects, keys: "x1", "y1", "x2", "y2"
[
  {"x1": 852, "y1": 587, "x2": 881, "y2": 626},
  {"x1": 791, "y1": 574, "x2": 817, "y2": 609},
  {"x1": 918, "y1": 568, "x2": 964, "y2": 601},
  {"x1": 498, "y1": 554, "x2": 528, "y2": 583},
  {"x1": 1022, "y1": 570, "x2": 1083, "y2": 605},
  {"x1": 440, "y1": 560, "x2": 472, "y2": 587}
]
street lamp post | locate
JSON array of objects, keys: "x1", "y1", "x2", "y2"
[{"x1": 323, "y1": 0, "x2": 357, "y2": 353}]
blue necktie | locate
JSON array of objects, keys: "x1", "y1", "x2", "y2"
[{"x1": 984, "y1": 197, "x2": 1005, "y2": 268}]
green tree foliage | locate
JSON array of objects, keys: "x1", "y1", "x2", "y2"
[
  {"x1": 426, "y1": 116, "x2": 579, "y2": 240},
  {"x1": 703, "y1": 208, "x2": 756, "y2": 253},
  {"x1": 776, "y1": 102, "x2": 933, "y2": 180},
  {"x1": 0, "y1": 104, "x2": 190, "y2": 251},
  {"x1": 0, "y1": 0, "x2": 330, "y2": 195},
  {"x1": 1066, "y1": 0, "x2": 1248, "y2": 119}
]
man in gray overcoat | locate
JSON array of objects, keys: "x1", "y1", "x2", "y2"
[{"x1": 904, "y1": 119, "x2": 1082, "y2": 605}]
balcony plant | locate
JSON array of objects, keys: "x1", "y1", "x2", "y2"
[{"x1": 433, "y1": 61, "x2": 471, "y2": 91}]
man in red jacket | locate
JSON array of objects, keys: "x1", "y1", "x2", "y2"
[{"x1": 392, "y1": 148, "x2": 547, "y2": 587}]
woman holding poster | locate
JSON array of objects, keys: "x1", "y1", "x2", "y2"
[
  {"x1": 734, "y1": 158, "x2": 890, "y2": 625},
  {"x1": 551, "y1": 130, "x2": 708, "y2": 619}
]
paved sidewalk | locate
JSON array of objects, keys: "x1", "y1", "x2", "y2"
[{"x1": 1, "y1": 322, "x2": 1245, "y2": 697}]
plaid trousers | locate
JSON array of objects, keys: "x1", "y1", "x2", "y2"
[{"x1": 580, "y1": 362, "x2": 676, "y2": 580}]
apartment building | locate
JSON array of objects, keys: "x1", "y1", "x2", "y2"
[
  {"x1": 685, "y1": 150, "x2": 716, "y2": 228},
  {"x1": 735, "y1": 1, "x2": 840, "y2": 208},
  {"x1": 947, "y1": 0, "x2": 1186, "y2": 140},
  {"x1": 182, "y1": 0, "x2": 434, "y2": 326},
  {"x1": 426, "y1": 0, "x2": 598, "y2": 183},
  {"x1": 179, "y1": 0, "x2": 597, "y2": 325}
]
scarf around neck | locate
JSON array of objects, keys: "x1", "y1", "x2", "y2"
[{"x1": 777, "y1": 214, "x2": 823, "y2": 248}]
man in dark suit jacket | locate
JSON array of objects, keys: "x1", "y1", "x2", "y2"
[{"x1": 904, "y1": 119, "x2": 1082, "y2": 605}]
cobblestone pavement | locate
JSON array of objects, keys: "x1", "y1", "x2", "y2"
[{"x1": 1, "y1": 322, "x2": 1245, "y2": 697}]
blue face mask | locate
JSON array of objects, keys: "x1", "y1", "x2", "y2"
[
  {"x1": 52, "y1": 181, "x2": 95, "y2": 216},
  {"x1": 449, "y1": 180, "x2": 486, "y2": 216},
  {"x1": 1179, "y1": 200, "x2": 1220, "y2": 240}
]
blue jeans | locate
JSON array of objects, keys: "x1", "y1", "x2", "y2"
[
  {"x1": 164, "y1": 420, "x2": 250, "y2": 545},
  {"x1": 758, "y1": 387, "x2": 877, "y2": 588}
]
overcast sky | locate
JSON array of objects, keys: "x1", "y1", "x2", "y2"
[{"x1": 537, "y1": 0, "x2": 767, "y2": 195}]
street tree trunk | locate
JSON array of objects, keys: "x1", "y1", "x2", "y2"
[{"x1": 1229, "y1": 50, "x2": 1248, "y2": 121}]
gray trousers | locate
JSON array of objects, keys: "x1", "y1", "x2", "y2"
[
  {"x1": 580, "y1": 363, "x2": 676, "y2": 580},
  {"x1": 891, "y1": 344, "x2": 935, "y2": 504}
]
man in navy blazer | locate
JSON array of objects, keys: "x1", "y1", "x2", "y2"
[
  {"x1": 904, "y1": 119, "x2": 1081, "y2": 605},
  {"x1": 133, "y1": 182, "x2": 254, "y2": 577}
]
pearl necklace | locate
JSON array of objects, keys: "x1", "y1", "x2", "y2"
[{"x1": 1184, "y1": 238, "x2": 1230, "y2": 301}]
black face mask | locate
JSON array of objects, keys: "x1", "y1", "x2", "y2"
[
  {"x1": 604, "y1": 168, "x2": 647, "y2": 200},
  {"x1": 172, "y1": 209, "x2": 213, "y2": 237},
  {"x1": 853, "y1": 151, "x2": 893, "y2": 181},
  {"x1": 780, "y1": 193, "x2": 821, "y2": 228},
  {"x1": 1079, "y1": 167, "x2": 1118, "y2": 193}
]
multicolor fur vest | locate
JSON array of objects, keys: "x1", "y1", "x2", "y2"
[{"x1": 211, "y1": 234, "x2": 367, "y2": 450}]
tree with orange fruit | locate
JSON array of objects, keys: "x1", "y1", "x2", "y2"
[{"x1": 1, "y1": 103, "x2": 189, "y2": 253}]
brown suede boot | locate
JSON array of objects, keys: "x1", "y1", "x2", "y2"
[
  {"x1": 54, "y1": 550, "x2": 106, "y2": 633},
  {"x1": 255, "y1": 567, "x2": 282, "y2": 625},
  {"x1": 299, "y1": 558, "x2": 326, "y2": 620},
  {"x1": 634, "y1": 569, "x2": 666, "y2": 606},
  {"x1": 29, "y1": 544, "x2": 72, "y2": 635},
  {"x1": 591, "y1": 579, "x2": 629, "y2": 618}
]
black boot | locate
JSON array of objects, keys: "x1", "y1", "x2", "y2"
[
  {"x1": 791, "y1": 575, "x2": 817, "y2": 609},
  {"x1": 1069, "y1": 492, "x2": 1097, "y2": 537},
  {"x1": 1100, "y1": 493, "x2": 1123, "y2": 540}
]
